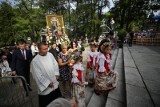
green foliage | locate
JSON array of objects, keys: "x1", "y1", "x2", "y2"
[
  {"x1": 110, "y1": 0, "x2": 151, "y2": 31},
  {"x1": 0, "y1": 0, "x2": 111, "y2": 46},
  {"x1": 0, "y1": 2, "x2": 16, "y2": 46},
  {"x1": 0, "y1": 0, "x2": 46, "y2": 46},
  {"x1": 117, "y1": 28, "x2": 126, "y2": 41},
  {"x1": 62, "y1": 0, "x2": 110, "y2": 38}
]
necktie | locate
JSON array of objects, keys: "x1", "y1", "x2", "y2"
[{"x1": 22, "y1": 49, "x2": 26, "y2": 60}]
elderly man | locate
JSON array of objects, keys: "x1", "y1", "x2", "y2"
[{"x1": 30, "y1": 42, "x2": 61, "y2": 107}]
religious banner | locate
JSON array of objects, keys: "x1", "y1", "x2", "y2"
[
  {"x1": 45, "y1": 14, "x2": 70, "y2": 45},
  {"x1": 46, "y1": 14, "x2": 65, "y2": 36}
]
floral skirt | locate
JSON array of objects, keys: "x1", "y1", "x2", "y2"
[
  {"x1": 59, "y1": 67, "x2": 71, "y2": 81},
  {"x1": 94, "y1": 71, "x2": 118, "y2": 94},
  {"x1": 72, "y1": 84, "x2": 86, "y2": 107},
  {"x1": 59, "y1": 81, "x2": 71, "y2": 98}
]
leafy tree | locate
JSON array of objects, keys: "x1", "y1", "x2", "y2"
[
  {"x1": 0, "y1": 2, "x2": 16, "y2": 46},
  {"x1": 109, "y1": 0, "x2": 155, "y2": 31},
  {"x1": 0, "y1": 0, "x2": 112, "y2": 46}
]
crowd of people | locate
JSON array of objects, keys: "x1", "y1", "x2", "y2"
[
  {"x1": 124, "y1": 30, "x2": 159, "y2": 47},
  {"x1": 0, "y1": 37, "x2": 118, "y2": 107}
]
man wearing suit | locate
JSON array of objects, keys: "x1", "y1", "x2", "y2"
[
  {"x1": 11, "y1": 39, "x2": 32, "y2": 93},
  {"x1": 49, "y1": 42, "x2": 59, "y2": 61},
  {"x1": 7, "y1": 47, "x2": 14, "y2": 67}
]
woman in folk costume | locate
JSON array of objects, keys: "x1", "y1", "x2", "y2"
[
  {"x1": 94, "y1": 40, "x2": 118, "y2": 94},
  {"x1": 86, "y1": 42, "x2": 99, "y2": 84},
  {"x1": 71, "y1": 52, "x2": 87, "y2": 107}
]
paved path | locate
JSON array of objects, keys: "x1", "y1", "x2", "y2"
[{"x1": 126, "y1": 45, "x2": 160, "y2": 107}]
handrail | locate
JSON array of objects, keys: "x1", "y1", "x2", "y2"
[{"x1": 0, "y1": 76, "x2": 34, "y2": 107}]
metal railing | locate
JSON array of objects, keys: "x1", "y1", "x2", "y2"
[{"x1": 0, "y1": 76, "x2": 34, "y2": 107}]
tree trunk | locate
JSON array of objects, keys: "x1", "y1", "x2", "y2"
[
  {"x1": 75, "y1": 0, "x2": 79, "y2": 37},
  {"x1": 97, "y1": 0, "x2": 103, "y2": 36},
  {"x1": 125, "y1": 0, "x2": 131, "y2": 31},
  {"x1": 90, "y1": 0, "x2": 93, "y2": 33},
  {"x1": 120, "y1": 8, "x2": 125, "y2": 28},
  {"x1": 120, "y1": 0, "x2": 126, "y2": 28},
  {"x1": 68, "y1": 0, "x2": 71, "y2": 35}
]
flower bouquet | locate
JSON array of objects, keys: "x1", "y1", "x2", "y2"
[{"x1": 67, "y1": 51, "x2": 81, "y2": 66}]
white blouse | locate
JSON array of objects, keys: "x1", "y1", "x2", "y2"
[
  {"x1": 86, "y1": 51, "x2": 99, "y2": 67},
  {"x1": 71, "y1": 63, "x2": 85, "y2": 83},
  {"x1": 97, "y1": 53, "x2": 112, "y2": 73}
]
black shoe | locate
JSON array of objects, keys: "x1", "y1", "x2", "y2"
[
  {"x1": 95, "y1": 92, "x2": 100, "y2": 95},
  {"x1": 28, "y1": 85, "x2": 32, "y2": 91},
  {"x1": 94, "y1": 91, "x2": 100, "y2": 95},
  {"x1": 26, "y1": 92, "x2": 29, "y2": 97}
]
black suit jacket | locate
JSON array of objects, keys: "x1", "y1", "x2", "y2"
[
  {"x1": 7, "y1": 52, "x2": 12, "y2": 67},
  {"x1": 11, "y1": 48, "x2": 32, "y2": 76},
  {"x1": 49, "y1": 48, "x2": 58, "y2": 60}
]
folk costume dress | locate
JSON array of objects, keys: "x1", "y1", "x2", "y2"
[
  {"x1": 86, "y1": 51, "x2": 99, "y2": 84},
  {"x1": 71, "y1": 63, "x2": 86, "y2": 107},
  {"x1": 94, "y1": 53, "x2": 118, "y2": 94}
]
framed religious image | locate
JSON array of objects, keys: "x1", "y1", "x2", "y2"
[{"x1": 46, "y1": 14, "x2": 66, "y2": 37}]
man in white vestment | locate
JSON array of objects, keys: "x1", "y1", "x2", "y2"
[{"x1": 30, "y1": 42, "x2": 62, "y2": 107}]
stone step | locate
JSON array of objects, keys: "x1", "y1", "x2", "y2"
[
  {"x1": 86, "y1": 48, "x2": 119, "y2": 107},
  {"x1": 105, "y1": 49, "x2": 126, "y2": 107},
  {"x1": 87, "y1": 93, "x2": 107, "y2": 107},
  {"x1": 111, "y1": 49, "x2": 119, "y2": 69},
  {"x1": 85, "y1": 86, "x2": 94, "y2": 105},
  {"x1": 123, "y1": 47, "x2": 154, "y2": 107}
]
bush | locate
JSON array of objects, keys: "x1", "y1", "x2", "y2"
[
  {"x1": 117, "y1": 28, "x2": 126, "y2": 41},
  {"x1": 117, "y1": 28, "x2": 126, "y2": 48}
]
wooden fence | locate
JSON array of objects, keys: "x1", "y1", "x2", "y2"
[{"x1": 132, "y1": 38, "x2": 160, "y2": 46}]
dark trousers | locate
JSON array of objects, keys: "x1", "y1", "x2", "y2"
[
  {"x1": 128, "y1": 39, "x2": 133, "y2": 47},
  {"x1": 39, "y1": 87, "x2": 62, "y2": 107},
  {"x1": 18, "y1": 72, "x2": 30, "y2": 94},
  {"x1": 17, "y1": 70, "x2": 30, "y2": 85}
]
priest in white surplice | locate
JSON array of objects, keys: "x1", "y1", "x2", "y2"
[{"x1": 30, "y1": 42, "x2": 62, "y2": 107}]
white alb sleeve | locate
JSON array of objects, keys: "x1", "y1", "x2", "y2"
[{"x1": 30, "y1": 61, "x2": 51, "y2": 92}]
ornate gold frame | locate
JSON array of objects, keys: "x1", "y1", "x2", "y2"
[{"x1": 46, "y1": 14, "x2": 65, "y2": 34}]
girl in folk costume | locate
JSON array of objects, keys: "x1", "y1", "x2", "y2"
[
  {"x1": 96, "y1": 39, "x2": 111, "y2": 64},
  {"x1": 86, "y1": 42, "x2": 99, "y2": 84},
  {"x1": 71, "y1": 52, "x2": 87, "y2": 107},
  {"x1": 94, "y1": 40, "x2": 118, "y2": 94}
]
